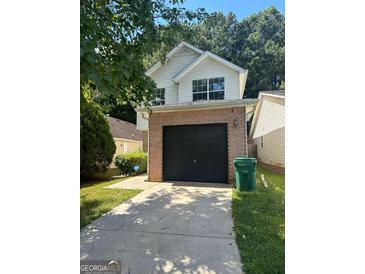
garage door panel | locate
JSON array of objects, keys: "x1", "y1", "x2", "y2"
[{"x1": 163, "y1": 124, "x2": 228, "y2": 183}]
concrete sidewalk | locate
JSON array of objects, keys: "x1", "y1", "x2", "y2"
[
  {"x1": 105, "y1": 174, "x2": 157, "y2": 190},
  {"x1": 81, "y1": 181, "x2": 243, "y2": 274}
]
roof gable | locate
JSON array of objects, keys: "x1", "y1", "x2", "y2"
[
  {"x1": 173, "y1": 51, "x2": 247, "y2": 82},
  {"x1": 145, "y1": 42, "x2": 204, "y2": 77}
]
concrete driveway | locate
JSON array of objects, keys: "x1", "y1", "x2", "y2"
[{"x1": 81, "y1": 179, "x2": 243, "y2": 274}]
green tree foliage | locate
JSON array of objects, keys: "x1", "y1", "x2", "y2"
[
  {"x1": 80, "y1": 85, "x2": 116, "y2": 177},
  {"x1": 190, "y1": 7, "x2": 285, "y2": 98},
  {"x1": 189, "y1": 12, "x2": 241, "y2": 61},
  {"x1": 146, "y1": 6, "x2": 285, "y2": 98},
  {"x1": 236, "y1": 7, "x2": 285, "y2": 97},
  {"x1": 80, "y1": 1, "x2": 206, "y2": 175},
  {"x1": 81, "y1": 0, "x2": 206, "y2": 105},
  {"x1": 96, "y1": 94, "x2": 137, "y2": 124}
]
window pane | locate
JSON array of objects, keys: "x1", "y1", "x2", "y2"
[
  {"x1": 152, "y1": 88, "x2": 165, "y2": 105},
  {"x1": 209, "y1": 77, "x2": 224, "y2": 91},
  {"x1": 208, "y1": 77, "x2": 224, "y2": 100},
  {"x1": 209, "y1": 90, "x2": 224, "y2": 100},
  {"x1": 193, "y1": 92, "x2": 207, "y2": 101},
  {"x1": 192, "y1": 79, "x2": 207, "y2": 94}
]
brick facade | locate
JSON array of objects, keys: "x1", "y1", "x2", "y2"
[
  {"x1": 142, "y1": 131, "x2": 148, "y2": 152},
  {"x1": 148, "y1": 107, "x2": 247, "y2": 182}
]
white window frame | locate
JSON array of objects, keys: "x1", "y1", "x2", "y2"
[
  {"x1": 208, "y1": 77, "x2": 225, "y2": 100},
  {"x1": 192, "y1": 77, "x2": 225, "y2": 101},
  {"x1": 152, "y1": 88, "x2": 165, "y2": 106},
  {"x1": 192, "y1": 79, "x2": 208, "y2": 101}
]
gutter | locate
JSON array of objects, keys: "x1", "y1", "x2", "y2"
[{"x1": 135, "y1": 99, "x2": 258, "y2": 114}]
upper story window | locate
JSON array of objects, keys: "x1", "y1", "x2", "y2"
[
  {"x1": 192, "y1": 79, "x2": 207, "y2": 101},
  {"x1": 209, "y1": 77, "x2": 225, "y2": 100},
  {"x1": 152, "y1": 88, "x2": 165, "y2": 105},
  {"x1": 192, "y1": 77, "x2": 224, "y2": 101}
]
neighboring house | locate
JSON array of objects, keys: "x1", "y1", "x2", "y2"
[
  {"x1": 249, "y1": 91, "x2": 285, "y2": 170},
  {"x1": 107, "y1": 117, "x2": 143, "y2": 166},
  {"x1": 136, "y1": 42, "x2": 257, "y2": 183}
]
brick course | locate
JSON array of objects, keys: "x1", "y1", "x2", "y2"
[
  {"x1": 148, "y1": 107, "x2": 247, "y2": 182},
  {"x1": 142, "y1": 131, "x2": 148, "y2": 152}
]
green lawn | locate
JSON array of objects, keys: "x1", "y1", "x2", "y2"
[
  {"x1": 80, "y1": 177, "x2": 142, "y2": 228},
  {"x1": 232, "y1": 164, "x2": 285, "y2": 274}
]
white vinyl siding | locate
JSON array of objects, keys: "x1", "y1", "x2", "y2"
[
  {"x1": 136, "y1": 112, "x2": 148, "y2": 131},
  {"x1": 137, "y1": 44, "x2": 247, "y2": 132},
  {"x1": 149, "y1": 48, "x2": 200, "y2": 105},
  {"x1": 250, "y1": 94, "x2": 285, "y2": 167},
  {"x1": 253, "y1": 127, "x2": 285, "y2": 167},
  {"x1": 178, "y1": 58, "x2": 240, "y2": 103},
  {"x1": 252, "y1": 96, "x2": 285, "y2": 139},
  {"x1": 239, "y1": 72, "x2": 246, "y2": 99}
]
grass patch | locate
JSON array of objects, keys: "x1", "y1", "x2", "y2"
[
  {"x1": 232, "y1": 164, "x2": 285, "y2": 274},
  {"x1": 80, "y1": 177, "x2": 142, "y2": 228}
]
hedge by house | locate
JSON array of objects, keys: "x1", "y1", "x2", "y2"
[
  {"x1": 114, "y1": 152, "x2": 147, "y2": 175},
  {"x1": 80, "y1": 86, "x2": 116, "y2": 178}
]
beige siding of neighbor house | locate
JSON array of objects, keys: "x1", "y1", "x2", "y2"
[
  {"x1": 253, "y1": 125, "x2": 285, "y2": 167},
  {"x1": 178, "y1": 58, "x2": 241, "y2": 103},
  {"x1": 114, "y1": 138, "x2": 142, "y2": 154},
  {"x1": 150, "y1": 48, "x2": 200, "y2": 105},
  {"x1": 110, "y1": 138, "x2": 143, "y2": 167}
]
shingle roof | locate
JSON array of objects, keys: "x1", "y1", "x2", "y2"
[{"x1": 107, "y1": 116, "x2": 143, "y2": 141}]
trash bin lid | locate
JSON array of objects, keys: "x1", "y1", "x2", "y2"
[{"x1": 234, "y1": 157, "x2": 257, "y2": 163}]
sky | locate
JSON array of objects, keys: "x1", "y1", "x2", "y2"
[{"x1": 181, "y1": 0, "x2": 285, "y2": 20}]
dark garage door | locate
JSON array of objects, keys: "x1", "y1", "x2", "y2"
[{"x1": 163, "y1": 123, "x2": 228, "y2": 183}]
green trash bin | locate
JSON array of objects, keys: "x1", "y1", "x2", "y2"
[{"x1": 234, "y1": 157, "x2": 257, "y2": 192}]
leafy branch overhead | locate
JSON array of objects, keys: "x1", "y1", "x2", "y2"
[{"x1": 80, "y1": 0, "x2": 207, "y2": 106}]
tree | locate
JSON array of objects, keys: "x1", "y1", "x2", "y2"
[
  {"x1": 96, "y1": 94, "x2": 137, "y2": 123},
  {"x1": 80, "y1": 85, "x2": 116, "y2": 177},
  {"x1": 81, "y1": 0, "x2": 206, "y2": 105},
  {"x1": 147, "y1": 6, "x2": 285, "y2": 98},
  {"x1": 189, "y1": 12, "x2": 241, "y2": 61},
  {"x1": 236, "y1": 6, "x2": 285, "y2": 97},
  {"x1": 80, "y1": 1, "x2": 206, "y2": 176}
]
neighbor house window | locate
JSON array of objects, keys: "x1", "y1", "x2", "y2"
[
  {"x1": 192, "y1": 79, "x2": 207, "y2": 101},
  {"x1": 192, "y1": 77, "x2": 224, "y2": 101},
  {"x1": 209, "y1": 77, "x2": 225, "y2": 100},
  {"x1": 152, "y1": 88, "x2": 165, "y2": 105},
  {"x1": 123, "y1": 142, "x2": 128, "y2": 153}
]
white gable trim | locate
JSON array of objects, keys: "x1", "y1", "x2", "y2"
[
  {"x1": 145, "y1": 42, "x2": 204, "y2": 77},
  {"x1": 173, "y1": 51, "x2": 247, "y2": 82}
]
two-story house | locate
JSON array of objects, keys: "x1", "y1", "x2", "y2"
[{"x1": 136, "y1": 42, "x2": 257, "y2": 183}]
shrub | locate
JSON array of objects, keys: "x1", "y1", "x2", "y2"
[
  {"x1": 80, "y1": 86, "x2": 116, "y2": 178},
  {"x1": 114, "y1": 152, "x2": 147, "y2": 175}
]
